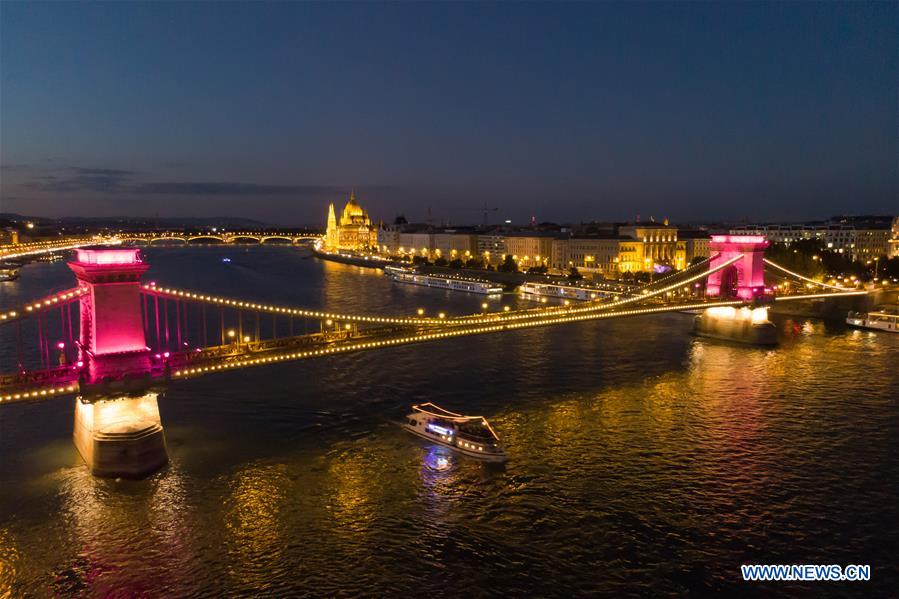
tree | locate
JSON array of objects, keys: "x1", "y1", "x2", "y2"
[
  {"x1": 449, "y1": 258, "x2": 463, "y2": 269},
  {"x1": 434, "y1": 256, "x2": 448, "y2": 267},
  {"x1": 499, "y1": 255, "x2": 519, "y2": 272},
  {"x1": 412, "y1": 255, "x2": 429, "y2": 265},
  {"x1": 527, "y1": 265, "x2": 548, "y2": 274},
  {"x1": 465, "y1": 257, "x2": 485, "y2": 269},
  {"x1": 567, "y1": 266, "x2": 582, "y2": 280}
]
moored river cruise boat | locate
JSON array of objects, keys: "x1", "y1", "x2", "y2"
[
  {"x1": 519, "y1": 282, "x2": 612, "y2": 302},
  {"x1": 846, "y1": 307, "x2": 898, "y2": 333},
  {"x1": 403, "y1": 403, "x2": 507, "y2": 462},
  {"x1": 385, "y1": 266, "x2": 503, "y2": 295}
]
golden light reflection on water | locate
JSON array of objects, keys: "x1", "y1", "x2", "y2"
[
  {"x1": 325, "y1": 449, "x2": 380, "y2": 539},
  {"x1": 0, "y1": 528, "x2": 18, "y2": 599},
  {"x1": 223, "y1": 463, "x2": 289, "y2": 588},
  {"x1": 51, "y1": 456, "x2": 196, "y2": 594}
]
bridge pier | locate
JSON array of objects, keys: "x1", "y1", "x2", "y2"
[
  {"x1": 73, "y1": 392, "x2": 168, "y2": 478},
  {"x1": 66, "y1": 248, "x2": 169, "y2": 477},
  {"x1": 696, "y1": 235, "x2": 777, "y2": 345},
  {"x1": 693, "y1": 306, "x2": 777, "y2": 345}
]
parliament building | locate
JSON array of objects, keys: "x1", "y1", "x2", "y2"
[{"x1": 325, "y1": 192, "x2": 378, "y2": 251}]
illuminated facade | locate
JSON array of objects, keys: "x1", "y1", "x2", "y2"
[
  {"x1": 562, "y1": 237, "x2": 620, "y2": 274},
  {"x1": 891, "y1": 217, "x2": 899, "y2": 258},
  {"x1": 325, "y1": 193, "x2": 378, "y2": 251},
  {"x1": 731, "y1": 218, "x2": 894, "y2": 261},
  {"x1": 503, "y1": 233, "x2": 557, "y2": 269},
  {"x1": 617, "y1": 225, "x2": 680, "y2": 272}
]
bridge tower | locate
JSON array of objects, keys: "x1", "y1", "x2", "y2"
[
  {"x1": 706, "y1": 235, "x2": 770, "y2": 301},
  {"x1": 67, "y1": 248, "x2": 168, "y2": 477},
  {"x1": 68, "y1": 248, "x2": 151, "y2": 381}
]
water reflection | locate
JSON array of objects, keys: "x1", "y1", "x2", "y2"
[
  {"x1": 223, "y1": 463, "x2": 290, "y2": 589},
  {"x1": 2, "y1": 248, "x2": 898, "y2": 595},
  {"x1": 0, "y1": 528, "x2": 18, "y2": 599},
  {"x1": 48, "y1": 460, "x2": 196, "y2": 595}
]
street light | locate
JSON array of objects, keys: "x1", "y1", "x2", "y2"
[{"x1": 227, "y1": 329, "x2": 236, "y2": 339}]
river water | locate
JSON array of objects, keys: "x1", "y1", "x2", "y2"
[{"x1": 1, "y1": 246, "x2": 897, "y2": 597}]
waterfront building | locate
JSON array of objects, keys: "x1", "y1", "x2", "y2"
[
  {"x1": 730, "y1": 216, "x2": 894, "y2": 261},
  {"x1": 376, "y1": 224, "x2": 399, "y2": 255},
  {"x1": 564, "y1": 236, "x2": 621, "y2": 275},
  {"x1": 0, "y1": 228, "x2": 20, "y2": 246},
  {"x1": 503, "y1": 232, "x2": 559, "y2": 269},
  {"x1": 891, "y1": 216, "x2": 899, "y2": 258},
  {"x1": 476, "y1": 232, "x2": 507, "y2": 266},
  {"x1": 676, "y1": 230, "x2": 712, "y2": 266},
  {"x1": 432, "y1": 229, "x2": 478, "y2": 261},
  {"x1": 617, "y1": 224, "x2": 680, "y2": 271},
  {"x1": 324, "y1": 192, "x2": 378, "y2": 251}
]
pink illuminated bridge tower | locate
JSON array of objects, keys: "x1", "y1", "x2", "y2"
[
  {"x1": 706, "y1": 235, "x2": 771, "y2": 302},
  {"x1": 68, "y1": 248, "x2": 151, "y2": 382}
]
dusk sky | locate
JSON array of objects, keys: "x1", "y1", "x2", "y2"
[{"x1": 1, "y1": 1, "x2": 896, "y2": 227}]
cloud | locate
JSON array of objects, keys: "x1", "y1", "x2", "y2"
[
  {"x1": 11, "y1": 165, "x2": 402, "y2": 201},
  {"x1": 134, "y1": 182, "x2": 340, "y2": 196},
  {"x1": 70, "y1": 167, "x2": 137, "y2": 176},
  {"x1": 23, "y1": 168, "x2": 133, "y2": 193}
]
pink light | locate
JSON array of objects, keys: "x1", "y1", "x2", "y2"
[
  {"x1": 710, "y1": 234, "x2": 767, "y2": 244},
  {"x1": 75, "y1": 248, "x2": 142, "y2": 265},
  {"x1": 155, "y1": 353, "x2": 161, "y2": 359},
  {"x1": 163, "y1": 352, "x2": 170, "y2": 358},
  {"x1": 76, "y1": 360, "x2": 84, "y2": 368},
  {"x1": 57, "y1": 342, "x2": 65, "y2": 349}
]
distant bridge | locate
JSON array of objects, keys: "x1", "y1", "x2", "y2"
[
  {"x1": 116, "y1": 231, "x2": 320, "y2": 245},
  {"x1": 0, "y1": 230, "x2": 322, "y2": 261}
]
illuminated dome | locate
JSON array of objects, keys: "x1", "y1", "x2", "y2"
[{"x1": 339, "y1": 192, "x2": 370, "y2": 226}]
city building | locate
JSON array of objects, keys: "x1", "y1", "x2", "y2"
[
  {"x1": 432, "y1": 229, "x2": 478, "y2": 261},
  {"x1": 891, "y1": 216, "x2": 899, "y2": 258},
  {"x1": 476, "y1": 231, "x2": 507, "y2": 266},
  {"x1": 617, "y1": 224, "x2": 680, "y2": 271},
  {"x1": 324, "y1": 192, "x2": 378, "y2": 251},
  {"x1": 503, "y1": 232, "x2": 559, "y2": 269},
  {"x1": 564, "y1": 236, "x2": 621, "y2": 275},
  {"x1": 676, "y1": 230, "x2": 712, "y2": 266},
  {"x1": 0, "y1": 228, "x2": 20, "y2": 246},
  {"x1": 730, "y1": 216, "x2": 894, "y2": 261}
]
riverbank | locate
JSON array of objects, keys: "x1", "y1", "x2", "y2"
[{"x1": 311, "y1": 247, "x2": 630, "y2": 292}]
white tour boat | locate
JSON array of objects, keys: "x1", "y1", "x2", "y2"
[
  {"x1": 519, "y1": 282, "x2": 605, "y2": 301},
  {"x1": 386, "y1": 267, "x2": 503, "y2": 295},
  {"x1": 402, "y1": 403, "x2": 507, "y2": 463},
  {"x1": 846, "y1": 307, "x2": 898, "y2": 333}
]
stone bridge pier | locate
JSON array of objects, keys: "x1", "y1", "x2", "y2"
[
  {"x1": 73, "y1": 392, "x2": 168, "y2": 478},
  {"x1": 67, "y1": 248, "x2": 168, "y2": 477}
]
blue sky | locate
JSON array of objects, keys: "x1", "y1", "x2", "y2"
[{"x1": 1, "y1": 1, "x2": 895, "y2": 226}]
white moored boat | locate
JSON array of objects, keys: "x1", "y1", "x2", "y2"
[
  {"x1": 402, "y1": 403, "x2": 507, "y2": 463},
  {"x1": 847, "y1": 307, "x2": 898, "y2": 333},
  {"x1": 386, "y1": 266, "x2": 503, "y2": 295}
]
